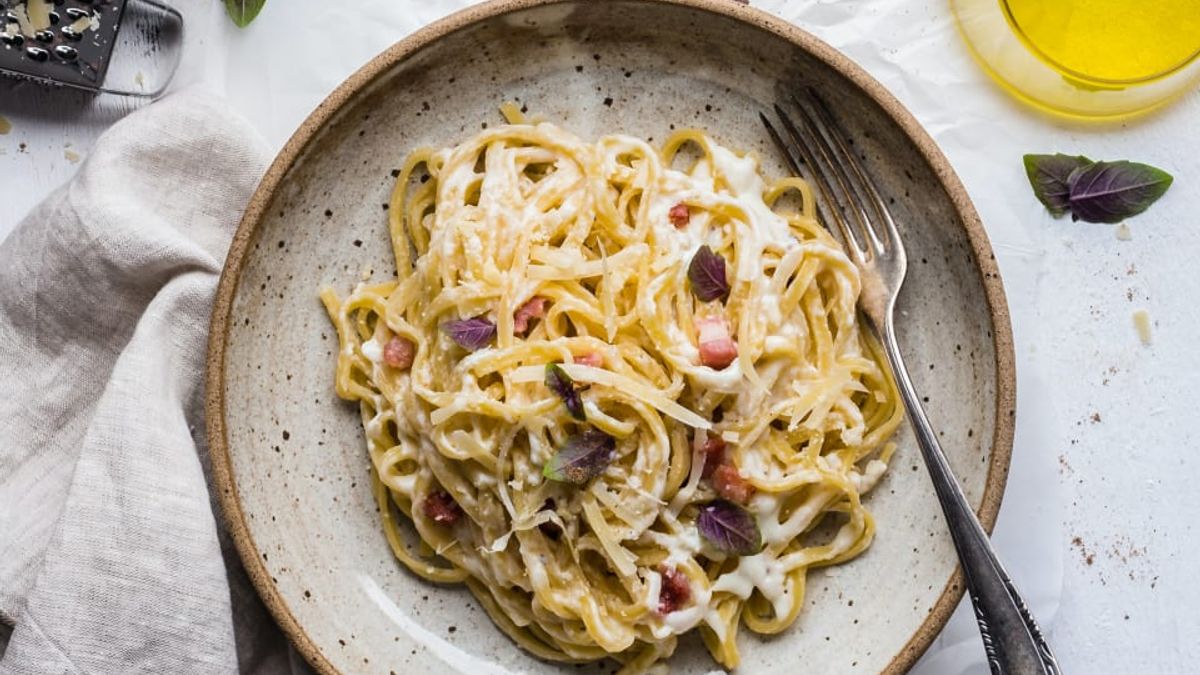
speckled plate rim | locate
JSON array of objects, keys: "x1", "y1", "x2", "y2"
[{"x1": 205, "y1": 1, "x2": 1016, "y2": 673}]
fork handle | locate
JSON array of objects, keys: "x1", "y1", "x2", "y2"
[{"x1": 881, "y1": 324, "x2": 1060, "y2": 675}]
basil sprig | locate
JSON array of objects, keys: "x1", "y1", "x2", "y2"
[{"x1": 1024, "y1": 154, "x2": 1173, "y2": 224}]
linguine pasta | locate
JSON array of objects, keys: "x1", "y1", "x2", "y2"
[{"x1": 321, "y1": 106, "x2": 902, "y2": 672}]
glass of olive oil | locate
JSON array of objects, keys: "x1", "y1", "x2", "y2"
[{"x1": 952, "y1": 0, "x2": 1200, "y2": 119}]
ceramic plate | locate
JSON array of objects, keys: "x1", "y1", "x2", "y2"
[{"x1": 206, "y1": 1, "x2": 1014, "y2": 673}]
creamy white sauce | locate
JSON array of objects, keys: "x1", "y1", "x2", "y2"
[
  {"x1": 711, "y1": 552, "x2": 791, "y2": 618},
  {"x1": 660, "y1": 588, "x2": 711, "y2": 635},
  {"x1": 709, "y1": 145, "x2": 795, "y2": 281},
  {"x1": 850, "y1": 459, "x2": 888, "y2": 493},
  {"x1": 361, "y1": 337, "x2": 384, "y2": 364},
  {"x1": 665, "y1": 525, "x2": 702, "y2": 565}
]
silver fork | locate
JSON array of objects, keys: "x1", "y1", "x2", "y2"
[{"x1": 762, "y1": 94, "x2": 1060, "y2": 675}]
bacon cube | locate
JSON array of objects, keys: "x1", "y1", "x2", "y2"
[
  {"x1": 669, "y1": 203, "x2": 691, "y2": 229},
  {"x1": 712, "y1": 464, "x2": 754, "y2": 504},
  {"x1": 573, "y1": 352, "x2": 603, "y2": 368},
  {"x1": 698, "y1": 434, "x2": 727, "y2": 479},
  {"x1": 383, "y1": 335, "x2": 416, "y2": 370},
  {"x1": 696, "y1": 316, "x2": 737, "y2": 370},
  {"x1": 513, "y1": 296, "x2": 549, "y2": 334},
  {"x1": 658, "y1": 566, "x2": 692, "y2": 614},
  {"x1": 422, "y1": 490, "x2": 463, "y2": 526}
]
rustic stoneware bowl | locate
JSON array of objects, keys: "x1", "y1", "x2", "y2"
[{"x1": 206, "y1": 1, "x2": 1015, "y2": 673}]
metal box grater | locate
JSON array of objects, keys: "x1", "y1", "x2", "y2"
[{"x1": 0, "y1": 0, "x2": 182, "y2": 97}]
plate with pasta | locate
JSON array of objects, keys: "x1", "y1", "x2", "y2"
[{"x1": 207, "y1": 1, "x2": 1014, "y2": 674}]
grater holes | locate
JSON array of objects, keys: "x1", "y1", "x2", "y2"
[{"x1": 2, "y1": 0, "x2": 176, "y2": 93}]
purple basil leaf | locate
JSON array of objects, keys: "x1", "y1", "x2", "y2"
[
  {"x1": 688, "y1": 245, "x2": 729, "y2": 303},
  {"x1": 1066, "y1": 160, "x2": 1174, "y2": 224},
  {"x1": 542, "y1": 429, "x2": 615, "y2": 485},
  {"x1": 1023, "y1": 153, "x2": 1093, "y2": 217},
  {"x1": 440, "y1": 317, "x2": 496, "y2": 351},
  {"x1": 545, "y1": 363, "x2": 586, "y2": 421},
  {"x1": 697, "y1": 499, "x2": 762, "y2": 556}
]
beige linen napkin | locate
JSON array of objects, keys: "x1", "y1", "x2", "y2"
[{"x1": 0, "y1": 90, "x2": 302, "y2": 674}]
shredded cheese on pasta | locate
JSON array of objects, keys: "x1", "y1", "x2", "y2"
[{"x1": 322, "y1": 109, "x2": 902, "y2": 673}]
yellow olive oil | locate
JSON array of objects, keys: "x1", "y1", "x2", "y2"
[{"x1": 1003, "y1": 0, "x2": 1200, "y2": 83}]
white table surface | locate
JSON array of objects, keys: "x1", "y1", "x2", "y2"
[{"x1": 3, "y1": 1, "x2": 1197, "y2": 673}]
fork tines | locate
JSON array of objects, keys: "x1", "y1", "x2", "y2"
[{"x1": 760, "y1": 92, "x2": 899, "y2": 263}]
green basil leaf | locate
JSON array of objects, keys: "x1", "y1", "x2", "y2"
[
  {"x1": 1067, "y1": 160, "x2": 1174, "y2": 224},
  {"x1": 1023, "y1": 153, "x2": 1093, "y2": 217},
  {"x1": 225, "y1": 0, "x2": 267, "y2": 28}
]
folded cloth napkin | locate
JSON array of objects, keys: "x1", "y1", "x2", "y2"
[{"x1": 0, "y1": 90, "x2": 304, "y2": 674}]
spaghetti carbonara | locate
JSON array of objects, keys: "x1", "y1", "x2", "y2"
[{"x1": 322, "y1": 106, "x2": 902, "y2": 673}]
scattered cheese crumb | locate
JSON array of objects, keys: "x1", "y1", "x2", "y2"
[
  {"x1": 1115, "y1": 223, "x2": 1132, "y2": 241},
  {"x1": 135, "y1": 71, "x2": 146, "y2": 89},
  {"x1": 26, "y1": 0, "x2": 51, "y2": 32},
  {"x1": 69, "y1": 16, "x2": 91, "y2": 33},
  {"x1": 1132, "y1": 309, "x2": 1152, "y2": 346},
  {"x1": 0, "y1": 115, "x2": 11, "y2": 135},
  {"x1": 12, "y1": 4, "x2": 34, "y2": 38},
  {"x1": 64, "y1": 150, "x2": 81, "y2": 164}
]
